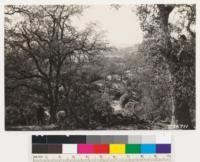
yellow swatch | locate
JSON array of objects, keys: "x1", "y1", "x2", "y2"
[{"x1": 109, "y1": 144, "x2": 125, "y2": 154}]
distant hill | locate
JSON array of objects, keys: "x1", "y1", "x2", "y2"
[{"x1": 104, "y1": 44, "x2": 140, "y2": 58}]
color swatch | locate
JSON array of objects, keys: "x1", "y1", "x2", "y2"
[
  {"x1": 32, "y1": 135, "x2": 171, "y2": 154},
  {"x1": 109, "y1": 144, "x2": 125, "y2": 154},
  {"x1": 126, "y1": 144, "x2": 141, "y2": 154}
]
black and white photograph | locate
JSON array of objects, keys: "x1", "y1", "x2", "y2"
[{"x1": 4, "y1": 4, "x2": 195, "y2": 130}]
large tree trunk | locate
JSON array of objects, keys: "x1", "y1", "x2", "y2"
[
  {"x1": 175, "y1": 96, "x2": 193, "y2": 129},
  {"x1": 173, "y1": 55, "x2": 194, "y2": 129},
  {"x1": 49, "y1": 105, "x2": 57, "y2": 123},
  {"x1": 48, "y1": 83, "x2": 57, "y2": 124},
  {"x1": 157, "y1": 5, "x2": 193, "y2": 129}
]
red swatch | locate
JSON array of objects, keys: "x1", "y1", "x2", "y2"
[{"x1": 93, "y1": 144, "x2": 109, "y2": 154}]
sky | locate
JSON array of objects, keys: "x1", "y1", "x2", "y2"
[{"x1": 72, "y1": 5, "x2": 143, "y2": 48}]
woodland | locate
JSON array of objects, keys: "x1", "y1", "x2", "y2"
[{"x1": 5, "y1": 5, "x2": 195, "y2": 130}]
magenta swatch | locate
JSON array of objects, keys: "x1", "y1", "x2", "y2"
[{"x1": 78, "y1": 144, "x2": 93, "y2": 153}]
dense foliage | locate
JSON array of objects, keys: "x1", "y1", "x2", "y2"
[
  {"x1": 136, "y1": 4, "x2": 195, "y2": 128},
  {"x1": 5, "y1": 5, "x2": 195, "y2": 130}
]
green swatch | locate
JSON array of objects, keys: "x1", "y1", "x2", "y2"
[{"x1": 126, "y1": 144, "x2": 141, "y2": 154}]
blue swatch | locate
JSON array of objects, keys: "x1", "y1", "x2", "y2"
[{"x1": 141, "y1": 144, "x2": 156, "y2": 154}]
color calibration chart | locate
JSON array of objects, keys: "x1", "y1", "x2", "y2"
[{"x1": 32, "y1": 135, "x2": 172, "y2": 162}]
